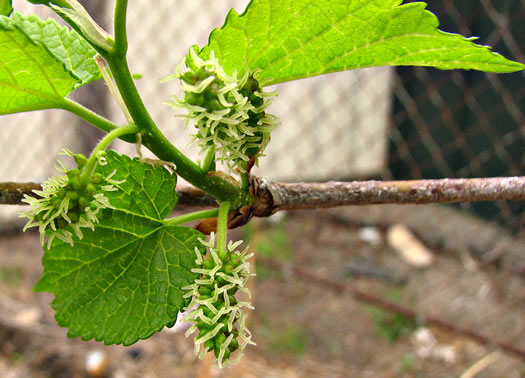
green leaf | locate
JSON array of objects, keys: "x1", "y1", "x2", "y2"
[
  {"x1": 0, "y1": 16, "x2": 76, "y2": 113},
  {"x1": 11, "y1": 12, "x2": 100, "y2": 85},
  {"x1": 35, "y1": 151, "x2": 204, "y2": 345},
  {"x1": 0, "y1": 0, "x2": 12, "y2": 16},
  {"x1": 200, "y1": 0, "x2": 525, "y2": 85},
  {"x1": 0, "y1": 12, "x2": 99, "y2": 114}
]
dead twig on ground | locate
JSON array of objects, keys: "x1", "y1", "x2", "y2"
[{"x1": 258, "y1": 257, "x2": 525, "y2": 361}]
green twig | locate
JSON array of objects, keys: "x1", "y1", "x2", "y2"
[
  {"x1": 164, "y1": 208, "x2": 219, "y2": 226},
  {"x1": 95, "y1": 56, "x2": 133, "y2": 123},
  {"x1": 113, "y1": 0, "x2": 128, "y2": 56},
  {"x1": 81, "y1": 125, "x2": 138, "y2": 181},
  {"x1": 200, "y1": 146, "x2": 216, "y2": 173},
  {"x1": 59, "y1": 98, "x2": 118, "y2": 133},
  {"x1": 240, "y1": 172, "x2": 250, "y2": 191},
  {"x1": 217, "y1": 201, "x2": 231, "y2": 255}
]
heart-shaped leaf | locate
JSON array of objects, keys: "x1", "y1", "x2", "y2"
[{"x1": 35, "y1": 151, "x2": 204, "y2": 345}]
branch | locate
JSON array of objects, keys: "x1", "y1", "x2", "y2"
[
  {"x1": 251, "y1": 176, "x2": 525, "y2": 216},
  {"x1": 258, "y1": 257, "x2": 525, "y2": 360},
  {"x1": 2, "y1": 177, "x2": 524, "y2": 211},
  {"x1": 0, "y1": 182, "x2": 217, "y2": 207},
  {"x1": 1, "y1": 182, "x2": 42, "y2": 206}
]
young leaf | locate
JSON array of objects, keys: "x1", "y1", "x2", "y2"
[
  {"x1": 49, "y1": 1, "x2": 114, "y2": 52},
  {"x1": 0, "y1": 0, "x2": 12, "y2": 16},
  {"x1": 0, "y1": 12, "x2": 99, "y2": 114},
  {"x1": 199, "y1": 0, "x2": 525, "y2": 85},
  {"x1": 35, "y1": 151, "x2": 204, "y2": 345}
]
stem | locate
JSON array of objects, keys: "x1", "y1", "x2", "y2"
[
  {"x1": 217, "y1": 201, "x2": 231, "y2": 255},
  {"x1": 105, "y1": 54, "x2": 198, "y2": 174},
  {"x1": 103, "y1": 3, "x2": 202, "y2": 182},
  {"x1": 58, "y1": 98, "x2": 138, "y2": 141},
  {"x1": 113, "y1": 0, "x2": 128, "y2": 56},
  {"x1": 95, "y1": 56, "x2": 133, "y2": 123},
  {"x1": 164, "y1": 209, "x2": 219, "y2": 226},
  {"x1": 240, "y1": 172, "x2": 249, "y2": 190},
  {"x1": 200, "y1": 146, "x2": 216, "y2": 173},
  {"x1": 238, "y1": 161, "x2": 249, "y2": 190},
  {"x1": 81, "y1": 125, "x2": 138, "y2": 181},
  {"x1": 50, "y1": 0, "x2": 72, "y2": 7}
]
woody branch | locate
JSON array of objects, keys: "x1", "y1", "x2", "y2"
[{"x1": 2, "y1": 176, "x2": 524, "y2": 212}]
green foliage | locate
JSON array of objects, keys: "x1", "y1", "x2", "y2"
[
  {"x1": 0, "y1": 0, "x2": 12, "y2": 16},
  {"x1": 26, "y1": 0, "x2": 54, "y2": 4},
  {"x1": 0, "y1": 12, "x2": 99, "y2": 114},
  {"x1": 12, "y1": 12, "x2": 100, "y2": 85},
  {"x1": 35, "y1": 151, "x2": 205, "y2": 345},
  {"x1": 199, "y1": 0, "x2": 525, "y2": 85}
]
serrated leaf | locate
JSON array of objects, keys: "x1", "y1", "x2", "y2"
[
  {"x1": 199, "y1": 0, "x2": 525, "y2": 85},
  {"x1": 35, "y1": 151, "x2": 204, "y2": 345},
  {"x1": 0, "y1": 0, "x2": 12, "y2": 16},
  {"x1": 0, "y1": 12, "x2": 99, "y2": 114},
  {"x1": 12, "y1": 12, "x2": 100, "y2": 86},
  {"x1": 0, "y1": 16, "x2": 76, "y2": 113}
]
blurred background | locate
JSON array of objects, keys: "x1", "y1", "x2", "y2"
[{"x1": 0, "y1": 0, "x2": 524, "y2": 376}]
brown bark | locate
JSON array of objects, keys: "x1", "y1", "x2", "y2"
[
  {"x1": 2, "y1": 177, "x2": 524, "y2": 213},
  {"x1": 0, "y1": 182, "x2": 42, "y2": 206},
  {"x1": 251, "y1": 176, "x2": 525, "y2": 216}
]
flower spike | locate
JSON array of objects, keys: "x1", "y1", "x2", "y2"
[
  {"x1": 166, "y1": 47, "x2": 279, "y2": 172},
  {"x1": 182, "y1": 232, "x2": 255, "y2": 368},
  {"x1": 19, "y1": 152, "x2": 123, "y2": 249}
]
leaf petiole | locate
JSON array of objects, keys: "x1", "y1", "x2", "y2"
[
  {"x1": 200, "y1": 146, "x2": 216, "y2": 173},
  {"x1": 59, "y1": 98, "x2": 125, "y2": 135},
  {"x1": 217, "y1": 201, "x2": 231, "y2": 256},
  {"x1": 163, "y1": 208, "x2": 219, "y2": 226},
  {"x1": 81, "y1": 124, "x2": 138, "y2": 181}
]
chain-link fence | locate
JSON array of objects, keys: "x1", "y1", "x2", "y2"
[
  {"x1": 388, "y1": 0, "x2": 525, "y2": 234},
  {"x1": 0, "y1": 0, "x2": 524, "y2": 376}
]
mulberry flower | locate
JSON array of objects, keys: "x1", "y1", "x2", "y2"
[
  {"x1": 20, "y1": 150, "x2": 124, "y2": 249},
  {"x1": 165, "y1": 47, "x2": 279, "y2": 172},
  {"x1": 182, "y1": 233, "x2": 255, "y2": 368}
]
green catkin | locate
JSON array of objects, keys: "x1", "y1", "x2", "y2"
[
  {"x1": 181, "y1": 233, "x2": 255, "y2": 368},
  {"x1": 20, "y1": 149, "x2": 124, "y2": 249},
  {"x1": 166, "y1": 47, "x2": 279, "y2": 172}
]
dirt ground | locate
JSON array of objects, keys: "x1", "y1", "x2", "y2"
[{"x1": 0, "y1": 204, "x2": 524, "y2": 377}]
